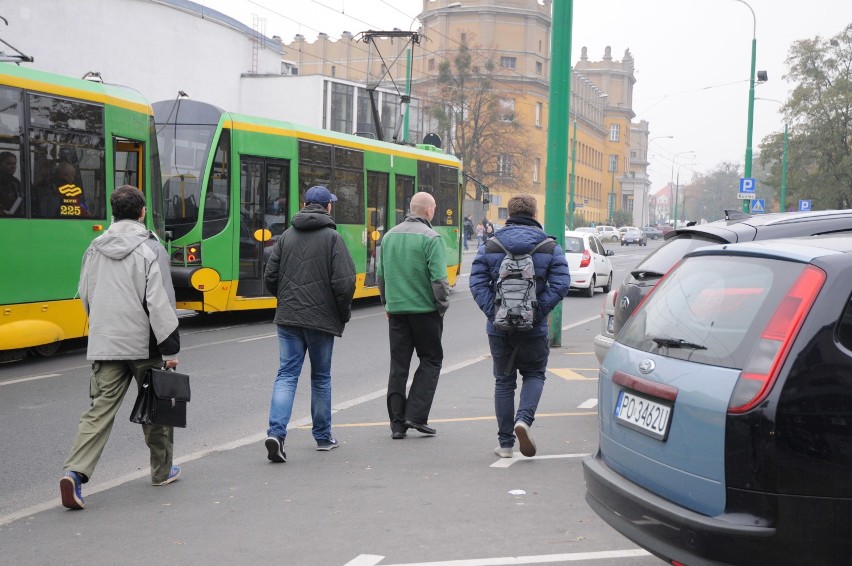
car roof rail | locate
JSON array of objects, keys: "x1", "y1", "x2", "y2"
[{"x1": 724, "y1": 209, "x2": 751, "y2": 221}]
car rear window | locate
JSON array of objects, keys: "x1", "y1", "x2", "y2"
[
  {"x1": 618, "y1": 255, "x2": 807, "y2": 369},
  {"x1": 565, "y1": 236, "x2": 584, "y2": 254},
  {"x1": 632, "y1": 233, "x2": 726, "y2": 276}
]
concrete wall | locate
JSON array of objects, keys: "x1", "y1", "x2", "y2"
[{"x1": 1, "y1": 0, "x2": 284, "y2": 112}]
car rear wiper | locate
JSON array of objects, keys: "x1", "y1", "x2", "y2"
[
  {"x1": 631, "y1": 269, "x2": 666, "y2": 280},
  {"x1": 650, "y1": 336, "x2": 707, "y2": 350}
]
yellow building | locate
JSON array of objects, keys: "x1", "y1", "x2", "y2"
[{"x1": 282, "y1": 0, "x2": 644, "y2": 226}]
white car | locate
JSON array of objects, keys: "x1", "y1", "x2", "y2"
[
  {"x1": 593, "y1": 289, "x2": 617, "y2": 363},
  {"x1": 564, "y1": 230, "x2": 614, "y2": 297},
  {"x1": 594, "y1": 225, "x2": 620, "y2": 243}
]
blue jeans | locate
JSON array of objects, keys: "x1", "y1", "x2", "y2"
[
  {"x1": 267, "y1": 325, "x2": 335, "y2": 442},
  {"x1": 488, "y1": 333, "x2": 549, "y2": 448}
]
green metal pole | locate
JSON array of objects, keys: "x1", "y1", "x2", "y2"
[
  {"x1": 402, "y1": 47, "x2": 412, "y2": 143},
  {"x1": 742, "y1": 35, "x2": 757, "y2": 213},
  {"x1": 568, "y1": 119, "x2": 577, "y2": 230},
  {"x1": 780, "y1": 123, "x2": 788, "y2": 211},
  {"x1": 545, "y1": 0, "x2": 572, "y2": 347}
]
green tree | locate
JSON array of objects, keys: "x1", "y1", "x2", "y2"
[
  {"x1": 422, "y1": 42, "x2": 533, "y2": 200},
  {"x1": 758, "y1": 23, "x2": 852, "y2": 210},
  {"x1": 682, "y1": 162, "x2": 743, "y2": 222}
]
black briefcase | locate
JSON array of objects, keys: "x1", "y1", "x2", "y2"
[{"x1": 130, "y1": 367, "x2": 191, "y2": 428}]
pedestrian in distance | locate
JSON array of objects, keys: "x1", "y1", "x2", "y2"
[
  {"x1": 469, "y1": 194, "x2": 570, "y2": 458},
  {"x1": 263, "y1": 185, "x2": 356, "y2": 462},
  {"x1": 60, "y1": 185, "x2": 182, "y2": 511},
  {"x1": 475, "y1": 222, "x2": 485, "y2": 248},
  {"x1": 463, "y1": 214, "x2": 474, "y2": 251},
  {"x1": 377, "y1": 191, "x2": 449, "y2": 439}
]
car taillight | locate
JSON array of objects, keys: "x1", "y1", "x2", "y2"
[
  {"x1": 727, "y1": 265, "x2": 825, "y2": 414},
  {"x1": 580, "y1": 249, "x2": 591, "y2": 268}
]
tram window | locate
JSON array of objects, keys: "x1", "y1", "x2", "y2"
[
  {"x1": 0, "y1": 87, "x2": 24, "y2": 218},
  {"x1": 436, "y1": 165, "x2": 459, "y2": 226},
  {"x1": 202, "y1": 130, "x2": 230, "y2": 239},
  {"x1": 298, "y1": 162, "x2": 332, "y2": 201},
  {"x1": 28, "y1": 95, "x2": 105, "y2": 220},
  {"x1": 395, "y1": 174, "x2": 415, "y2": 224},
  {"x1": 298, "y1": 140, "x2": 332, "y2": 165},
  {"x1": 332, "y1": 167, "x2": 364, "y2": 224}
]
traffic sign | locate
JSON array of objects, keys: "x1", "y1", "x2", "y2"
[
  {"x1": 736, "y1": 192, "x2": 756, "y2": 200},
  {"x1": 799, "y1": 199, "x2": 812, "y2": 212},
  {"x1": 750, "y1": 199, "x2": 765, "y2": 213},
  {"x1": 739, "y1": 178, "x2": 756, "y2": 192}
]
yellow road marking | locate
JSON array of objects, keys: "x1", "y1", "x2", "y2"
[{"x1": 549, "y1": 368, "x2": 597, "y2": 381}]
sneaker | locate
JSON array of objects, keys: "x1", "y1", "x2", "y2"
[
  {"x1": 153, "y1": 465, "x2": 182, "y2": 486},
  {"x1": 59, "y1": 471, "x2": 85, "y2": 510},
  {"x1": 514, "y1": 421, "x2": 537, "y2": 457},
  {"x1": 316, "y1": 438, "x2": 339, "y2": 451},
  {"x1": 494, "y1": 446, "x2": 513, "y2": 458},
  {"x1": 265, "y1": 436, "x2": 286, "y2": 463}
]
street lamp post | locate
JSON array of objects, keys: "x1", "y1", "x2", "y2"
[
  {"x1": 670, "y1": 150, "x2": 694, "y2": 228},
  {"x1": 642, "y1": 135, "x2": 673, "y2": 227},
  {"x1": 733, "y1": 0, "x2": 758, "y2": 213}
]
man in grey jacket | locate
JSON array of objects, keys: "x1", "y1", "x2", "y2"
[
  {"x1": 263, "y1": 185, "x2": 356, "y2": 462},
  {"x1": 60, "y1": 185, "x2": 181, "y2": 511}
]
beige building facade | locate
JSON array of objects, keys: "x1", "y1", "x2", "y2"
[{"x1": 283, "y1": 0, "x2": 647, "y2": 225}]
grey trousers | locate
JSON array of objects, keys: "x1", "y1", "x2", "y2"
[{"x1": 63, "y1": 358, "x2": 174, "y2": 484}]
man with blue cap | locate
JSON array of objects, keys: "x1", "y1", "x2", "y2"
[{"x1": 263, "y1": 185, "x2": 355, "y2": 462}]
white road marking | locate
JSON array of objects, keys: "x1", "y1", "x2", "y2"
[
  {"x1": 561, "y1": 315, "x2": 598, "y2": 331},
  {"x1": 490, "y1": 452, "x2": 590, "y2": 468},
  {"x1": 345, "y1": 548, "x2": 651, "y2": 565},
  {"x1": 237, "y1": 333, "x2": 276, "y2": 342},
  {"x1": 578, "y1": 398, "x2": 598, "y2": 409},
  {"x1": 0, "y1": 373, "x2": 62, "y2": 387}
]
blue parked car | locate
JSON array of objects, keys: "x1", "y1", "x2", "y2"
[{"x1": 584, "y1": 235, "x2": 852, "y2": 565}]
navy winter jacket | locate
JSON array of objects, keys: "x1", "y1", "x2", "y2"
[{"x1": 469, "y1": 217, "x2": 571, "y2": 336}]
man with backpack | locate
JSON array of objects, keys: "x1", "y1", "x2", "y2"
[{"x1": 469, "y1": 194, "x2": 570, "y2": 458}]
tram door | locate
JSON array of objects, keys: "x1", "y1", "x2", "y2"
[
  {"x1": 114, "y1": 138, "x2": 143, "y2": 189},
  {"x1": 364, "y1": 170, "x2": 388, "y2": 287},
  {"x1": 238, "y1": 156, "x2": 290, "y2": 297}
]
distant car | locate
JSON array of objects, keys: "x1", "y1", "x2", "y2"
[
  {"x1": 620, "y1": 228, "x2": 647, "y2": 246},
  {"x1": 585, "y1": 234, "x2": 852, "y2": 565},
  {"x1": 564, "y1": 230, "x2": 614, "y2": 297},
  {"x1": 575, "y1": 226, "x2": 596, "y2": 234},
  {"x1": 640, "y1": 226, "x2": 663, "y2": 240},
  {"x1": 595, "y1": 225, "x2": 620, "y2": 243},
  {"x1": 592, "y1": 209, "x2": 852, "y2": 364}
]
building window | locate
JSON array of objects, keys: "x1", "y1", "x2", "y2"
[
  {"x1": 498, "y1": 207, "x2": 509, "y2": 220},
  {"x1": 609, "y1": 123, "x2": 620, "y2": 142},
  {"x1": 498, "y1": 154, "x2": 514, "y2": 178},
  {"x1": 499, "y1": 98, "x2": 515, "y2": 122},
  {"x1": 460, "y1": 33, "x2": 467, "y2": 44},
  {"x1": 608, "y1": 154, "x2": 618, "y2": 172},
  {"x1": 533, "y1": 157, "x2": 540, "y2": 183},
  {"x1": 500, "y1": 56, "x2": 516, "y2": 69},
  {"x1": 331, "y1": 66, "x2": 336, "y2": 77},
  {"x1": 535, "y1": 61, "x2": 543, "y2": 75},
  {"x1": 330, "y1": 82, "x2": 354, "y2": 134},
  {"x1": 535, "y1": 102, "x2": 542, "y2": 127},
  {"x1": 428, "y1": 58, "x2": 436, "y2": 71}
]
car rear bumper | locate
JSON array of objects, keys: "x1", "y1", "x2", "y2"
[
  {"x1": 593, "y1": 332, "x2": 612, "y2": 364},
  {"x1": 583, "y1": 451, "x2": 775, "y2": 565}
]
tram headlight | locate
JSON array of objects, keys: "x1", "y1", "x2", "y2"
[{"x1": 171, "y1": 243, "x2": 202, "y2": 265}]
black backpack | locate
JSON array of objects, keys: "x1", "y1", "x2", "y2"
[{"x1": 485, "y1": 237, "x2": 556, "y2": 332}]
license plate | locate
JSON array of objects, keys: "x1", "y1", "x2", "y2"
[
  {"x1": 614, "y1": 389, "x2": 672, "y2": 441},
  {"x1": 606, "y1": 315, "x2": 614, "y2": 334}
]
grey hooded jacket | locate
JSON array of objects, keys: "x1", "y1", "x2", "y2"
[{"x1": 78, "y1": 220, "x2": 180, "y2": 360}]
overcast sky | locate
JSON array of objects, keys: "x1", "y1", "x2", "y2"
[{"x1": 201, "y1": 0, "x2": 851, "y2": 190}]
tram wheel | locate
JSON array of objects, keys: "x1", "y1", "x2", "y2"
[{"x1": 32, "y1": 341, "x2": 61, "y2": 357}]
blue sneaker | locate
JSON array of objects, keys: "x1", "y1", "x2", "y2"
[
  {"x1": 60, "y1": 471, "x2": 84, "y2": 510},
  {"x1": 316, "y1": 438, "x2": 339, "y2": 451},
  {"x1": 153, "y1": 465, "x2": 182, "y2": 486}
]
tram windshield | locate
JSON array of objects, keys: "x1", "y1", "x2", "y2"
[{"x1": 153, "y1": 100, "x2": 223, "y2": 239}]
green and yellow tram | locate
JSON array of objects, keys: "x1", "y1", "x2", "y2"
[
  {"x1": 0, "y1": 63, "x2": 162, "y2": 361},
  {"x1": 152, "y1": 99, "x2": 462, "y2": 312}
]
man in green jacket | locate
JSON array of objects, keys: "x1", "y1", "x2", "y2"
[{"x1": 377, "y1": 191, "x2": 449, "y2": 440}]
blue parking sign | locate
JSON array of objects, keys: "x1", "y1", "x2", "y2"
[
  {"x1": 739, "y1": 178, "x2": 756, "y2": 193},
  {"x1": 799, "y1": 199, "x2": 812, "y2": 212}
]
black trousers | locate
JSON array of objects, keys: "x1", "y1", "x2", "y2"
[{"x1": 386, "y1": 311, "x2": 444, "y2": 432}]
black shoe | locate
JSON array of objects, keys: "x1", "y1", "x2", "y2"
[
  {"x1": 404, "y1": 420, "x2": 436, "y2": 435},
  {"x1": 391, "y1": 431, "x2": 407, "y2": 440},
  {"x1": 265, "y1": 436, "x2": 286, "y2": 463}
]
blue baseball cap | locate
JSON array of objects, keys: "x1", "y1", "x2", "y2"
[{"x1": 305, "y1": 185, "x2": 337, "y2": 204}]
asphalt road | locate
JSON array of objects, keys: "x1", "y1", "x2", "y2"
[{"x1": 0, "y1": 239, "x2": 664, "y2": 565}]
